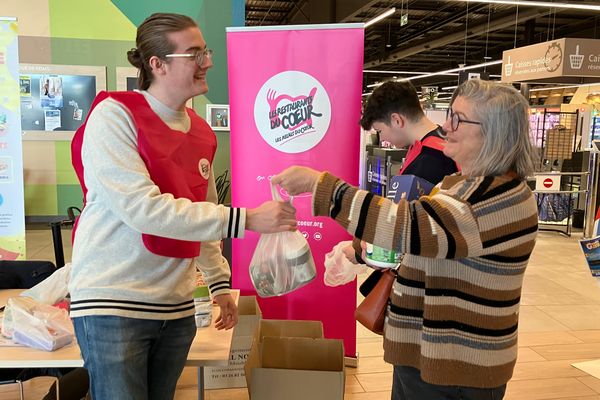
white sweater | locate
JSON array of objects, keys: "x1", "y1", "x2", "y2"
[{"x1": 69, "y1": 91, "x2": 245, "y2": 320}]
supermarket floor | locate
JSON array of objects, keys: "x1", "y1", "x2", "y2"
[{"x1": 24, "y1": 227, "x2": 600, "y2": 400}]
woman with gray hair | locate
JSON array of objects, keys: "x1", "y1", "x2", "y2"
[{"x1": 272, "y1": 79, "x2": 538, "y2": 400}]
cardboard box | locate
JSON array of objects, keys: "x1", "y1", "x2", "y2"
[
  {"x1": 251, "y1": 337, "x2": 344, "y2": 400},
  {"x1": 387, "y1": 174, "x2": 435, "y2": 203},
  {"x1": 245, "y1": 320, "x2": 345, "y2": 400},
  {"x1": 203, "y1": 296, "x2": 262, "y2": 389}
]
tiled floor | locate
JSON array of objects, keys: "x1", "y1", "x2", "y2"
[{"x1": 23, "y1": 227, "x2": 600, "y2": 399}]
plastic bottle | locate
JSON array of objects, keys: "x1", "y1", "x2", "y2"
[
  {"x1": 193, "y1": 286, "x2": 212, "y2": 328},
  {"x1": 365, "y1": 243, "x2": 401, "y2": 269}
]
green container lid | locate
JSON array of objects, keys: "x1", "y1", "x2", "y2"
[{"x1": 193, "y1": 286, "x2": 210, "y2": 298}]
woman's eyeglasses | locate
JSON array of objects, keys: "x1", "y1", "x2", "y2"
[
  {"x1": 165, "y1": 48, "x2": 213, "y2": 66},
  {"x1": 446, "y1": 108, "x2": 481, "y2": 131}
]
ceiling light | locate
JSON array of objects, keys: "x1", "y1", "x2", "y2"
[
  {"x1": 442, "y1": 85, "x2": 458, "y2": 90},
  {"x1": 364, "y1": 8, "x2": 396, "y2": 28},
  {"x1": 362, "y1": 92, "x2": 373, "y2": 97},
  {"x1": 403, "y1": 60, "x2": 502, "y2": 83},
  {"x1": 363, "y1": 69, "x2": 459, "y2": 76},
  {"x1": 448, "y1": 0, "x2": 600, "y2": 11},
  {"x1": 530, "y1": 83, "x2": 600, "y2": 92},
  {"x1": 368, "y1": 60, "x2": 502, "y2": 88}
]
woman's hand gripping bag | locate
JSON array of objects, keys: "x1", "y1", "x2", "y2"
[{"x1": 249, "y1": 184, "x2": 317, "y2": 297}]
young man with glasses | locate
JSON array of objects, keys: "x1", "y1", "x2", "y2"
[{"x1": 69, "y1": 13, "x2": 296, "y2": 400}]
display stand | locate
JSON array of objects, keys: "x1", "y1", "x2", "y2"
[
  {"x1": 529, "y1": 108, "x2": 579, "y2": 167},
  {"x1": 584, "y1": 142, "x2": 600, "y2": 238},
  {"x1": 591, "y1": 116, "x2": 600, "y2": 141},
  {"x1": 364, "y1": 147, "x2": 406, "y2": 197},
  {"x1": 534, "y1": 172, "x2": 589, "y2": 237}
]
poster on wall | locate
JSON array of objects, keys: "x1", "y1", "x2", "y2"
[
  {"x1": 19, "y1": 63, "x2": 106, "y2": 141},
  {"x1": 0, "y1": 17, "x2": 26, "y2": 260},
  {"x1": 206, "y1": 104, "x2": 229, "y2": 131},
  {"x1": 227, "y1": 23, "x2": 364, "y2": 358}
]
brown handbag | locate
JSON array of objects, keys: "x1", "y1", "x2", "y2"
[{"x1": 355, "y1": 269, "x2": 396, "y2": 335}]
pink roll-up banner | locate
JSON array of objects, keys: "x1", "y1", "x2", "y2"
[{"x1": 227, "y1": 24, "x2": 364, "y2": 357}]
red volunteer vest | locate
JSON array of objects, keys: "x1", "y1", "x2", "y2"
[
  {"x1": 71, "y1": 91, "x2": 217, "y2": 258},
  {"x1": 399, "y1": 129, "x2": 452, "y2": 175}
]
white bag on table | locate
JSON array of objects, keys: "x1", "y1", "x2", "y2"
[{"x1": 1, "y1": 296, "x2": 74, "y2": 351}]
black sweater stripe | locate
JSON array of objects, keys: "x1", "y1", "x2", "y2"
[
  {"x1": 482, "y1": 224, "x2": 538, "y2": 248},
  {"x1": 425, "y1": 288, "x2": 520, "y2": 307},
  {"x1": 71, "y1": 298, "x2": 193, "y2": 307},
  {"x1": 389, "y1": 305, "x2": 423, "y2": 318},
  {"x1": 331, "y1": 184, "x2": 350, "y2": 219},
  {"x1": 389, "y1": 304, "x2": 518, "y2": 337},
  {"x1": 233, "y1": 208, "x2": 241, "y2": 237},
  {"x1": 466, "y1": 176, "x2": 495, "y2": 204},
  {"x1": 227, "y1": 208, "x2": 234, "y2": 237},
  {"x1": 471, "y1": 179, "x2": 522, "y2": 205},
  {"x1": 354, "y1": 192, "x2": 374, "y2": 239},
  {"x1": 397, "y1": 276, "x2": 426, "y2": 289},
  {"x1": 421, "y1": 201, "x2": 456, "y2": 258},
  {"x1": 396, "y1": 277, "x2": 520, "y2": 307},
  {"x1": 423, "y1": 319, "x2": 518, "y2": 337},
  {"x1": 409, "y1": 203, "x2": 421, "y2": 255},
  {"x1": 209, "y1": 281, "x2": 231, "y2": 291},
  {"x1": 70, "y1": 304, "x2": 195, "y2": 313}
]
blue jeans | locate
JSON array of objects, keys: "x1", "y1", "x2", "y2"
[
  {"x1": 392, "y1": 365, "x2": 506, "y2": 400},
  {"x1": 73, "y1": 315, "x2": 196, "y2": 400}
]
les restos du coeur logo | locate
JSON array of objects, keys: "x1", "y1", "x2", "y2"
[{"x1": 254, "y1": 71, "x2": 331, "y2": 154}]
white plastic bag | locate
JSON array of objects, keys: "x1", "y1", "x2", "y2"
[
  {"x1": 249, "y1": 184, "x2": 316, "y2": 297},
  {"x1": 324, "y1": 241, "x2": 369, "y2": 287},
  {"x1": 1, "y1": 296, "x2": 74, "y2": 351}
]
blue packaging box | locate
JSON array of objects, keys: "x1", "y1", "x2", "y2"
[{"x1": 386, "y1": 174, "x2": 435, "y2": 203}]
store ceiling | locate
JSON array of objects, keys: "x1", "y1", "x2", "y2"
[{"x1": 245, "y1": 0, "x2": 600, "y2": 95}]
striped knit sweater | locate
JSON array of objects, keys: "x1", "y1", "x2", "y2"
[{"x1": 313, "y1": 172, "x2": 538, "y2": 388}]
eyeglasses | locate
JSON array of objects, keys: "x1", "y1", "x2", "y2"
[
  {"x1": 164, "y1": 48, "x2": 213, "y2": 66},
  {"x1": 446, "y1": 108, "x2": 481, "y2": 131}
]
